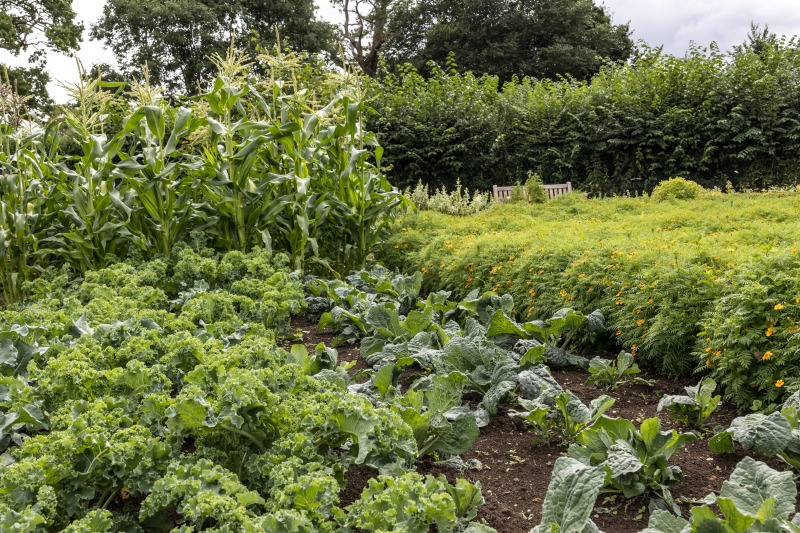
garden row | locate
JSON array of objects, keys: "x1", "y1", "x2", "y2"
[
  {"x1": 0, "y1": 48, "x2": 400, "y2": 306},
  {"x1": 381, "y1": 192, "x2": 800, "y2": 408},
  {"x1": 305, "y1": 264, "x2": 800, "y2": 532},
  {"x1": 0, "y1": 247, "x2": 502, "y2": 531},
  {"x1": 5, "y1": 239, "x2": 800, "y2": 530}
]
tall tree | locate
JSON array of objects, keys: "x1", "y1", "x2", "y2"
[
  {"x1": 91, "y1": 0, "x2": 337, "y2": 94},
  {"x1": 0, "y1": 0, "x2": 82, "y2": 62},
  {"x1": 384, "y1": 0, "x2": 634, "y2": 81},
  {"x1": 333, "y1": 0, "x2": 394, "y2": 77},
  {"x1": 0, "y1": 0, "x2": 83, "y2": 109},
  {"x1": 734, "y1": 23, "x2": 781, "y2": 56}
]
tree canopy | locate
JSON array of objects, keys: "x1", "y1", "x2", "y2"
[
  {"x1": 383, "y1": 0, "x2": 634, "y2": 81},
  {"x1": 0, "y1": 0, "x2": 82, "y2": 62},
  {"x1": 91, "y1": 0, "x2": 337, "y2": 94},
  {"x1": 0, "y1": 0, "x2": 82, "y2": 110}
]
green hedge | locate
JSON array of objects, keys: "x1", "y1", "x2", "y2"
[{"x1": 369, "y1": 41, "x2": 800, "y2": 195}]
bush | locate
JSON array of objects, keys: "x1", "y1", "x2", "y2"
[
  {"x1": 525, "y1": 173, "x2": 548, "y2": 204},
  {"x1": 701, "y1": 253, "x2": 800, "y2": 408},
  {"x1": 404, "y1": 179, "x2": 493, "y2": 216},
  {"x1": 370, "y1": 41, "x2": 800, "y2": 195},
  {"x1": 651, "y1": 177, "x2": 706, "y2": 202}
]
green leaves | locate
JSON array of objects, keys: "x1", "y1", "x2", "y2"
[
  {"x1": 644, "y1": 458, "x2": 799, "y2": 533},
  {"x1": 140, "y1": 458, "x2": 266, "y2": 529},
  {"x1": 402, "y1": 372, "x2": 480, "y2": 458},
  {"x1": 709, "y1": 411, "x2": 792, "y2": 456},
  {"x1": 657, "y1": 378, "x2": 721, "y2": 429},
  {"x1": 345, "y1": 473, "x2": 490, "y2": 533},
  {"x1": 587, "y1": 352, "x2": 645, "y2": 391},
  {"x1": 532, "y1": 457, "x2": 606, "y2": 533},
  {"x1": 569, "y1": 416, "x2": 696, "y2": 513},
  {"x1": 718, "y1": 457, "x2": 796, "y2": 520}
]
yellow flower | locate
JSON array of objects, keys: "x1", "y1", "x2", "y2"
[
  {"x1": 789, "y1": 325, "x2": 799, "y2": 334},
  {"x1": 776, "y1": 379, "x2": 785, "y2": 388},
  {"x1": 766, "y1": 327, "x2": 776, "y2": 337},
  {"x1": 615, "y1": 330, "x2": 622, "y2": 336},
  {"x1": 762, "y1": 351, "x2": 773, "y2": 361},
  {"x1": 636, "y1": 319, "x2": 645, "y2": 327},
  {"x1": 775, "y1": 303, "x2": 785, "y2": 310}
]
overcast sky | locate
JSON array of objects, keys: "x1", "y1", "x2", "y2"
[{"x1": 2, "y1": 0, "x2": 800, "y2": 102}]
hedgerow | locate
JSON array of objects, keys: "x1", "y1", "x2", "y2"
[{"x1": 368, "y1": 41, "x2": 800, "y2": 195}]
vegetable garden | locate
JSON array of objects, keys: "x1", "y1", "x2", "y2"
[{"x1": 4, "y1": 45, "x2": 800, "y2": 533}]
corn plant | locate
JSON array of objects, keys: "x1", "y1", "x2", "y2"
[
  {"x1": 0, "y1": 81, "x2": 56, "y2": 304},
  {"x1": 0, "y1": 129, "x2": 53, "y2": 304},
  {"x1": 114, "y1": 78, "x2": 204, "y2": 257},
  {"x1": 197, "y1": 49, "x2": 276, "y2": 253},
  {"x1": 44, "y1": 66, "x2": 137, "y2": 273}
]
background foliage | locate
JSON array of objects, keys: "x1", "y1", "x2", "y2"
[{"x1": 369, "y1": 40, "x2": 800, "y2": 195}]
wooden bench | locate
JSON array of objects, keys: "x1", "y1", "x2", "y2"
[{"x1": 492, "y1": 182, "x2": 572, "y2": 202}]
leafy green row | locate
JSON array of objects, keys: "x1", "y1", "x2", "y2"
[
  {"x1": 535, "y1": 455, "x2": 800, "y2": 533},
  {"x1": 0, "y1": 252, "x2": 490, "y2": 532}
]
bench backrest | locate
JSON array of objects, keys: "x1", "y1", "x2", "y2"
[{"x1": 492, "y1": 182, "x2": 572, "y2": 202}]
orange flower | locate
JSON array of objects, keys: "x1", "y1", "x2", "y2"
[
  {"x1": 615, "y1": 330, "x2": 622, "y2": 336},
  {"x1": 775, "y1": 303, "x2": 786, "y2": 310},
  {"x1": 636, "y1": 319, "x2": 645, "y2": 327},
  {"x1": 776, "y1": 379, "x2": 785, "y2": 388}
]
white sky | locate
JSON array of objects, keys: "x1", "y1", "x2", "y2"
[{"x1": 2, "y1": 0, "x2": 799, "y2": 103}]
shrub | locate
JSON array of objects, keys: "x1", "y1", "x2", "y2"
[
  {"x1": 524, "y1": 172, "x2": 548, "y2": 204},
  {"x1": 650, "y1": 177, "x2": 705, "y2": 202},
  {"x1": 700, "y1": 253, "x2": 800, "y2": 408},
  {"x1": 404, "y1": 179, "x2": 493, "y2": 216}
]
